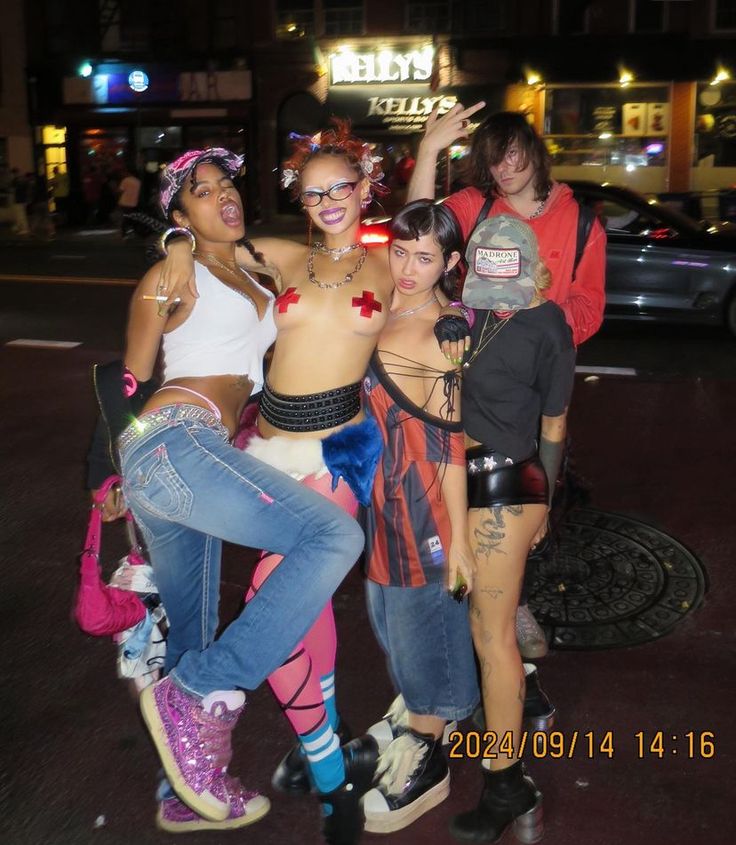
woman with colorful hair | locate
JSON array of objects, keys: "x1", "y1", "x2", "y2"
[
  {"x1": 159, "y1": 122, "x2": 402, "y2": 843},
  {"x1": 91, "y1": 148, "x2": 367, "y2": 839}
]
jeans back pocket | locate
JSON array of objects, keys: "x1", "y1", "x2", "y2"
[{"x1": 124, "y1": 442, "x2": 194, "y2": 522}]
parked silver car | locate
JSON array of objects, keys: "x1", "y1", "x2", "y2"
[{"x1": 569, "y1": 181, "x2": 736, "y2": 336}]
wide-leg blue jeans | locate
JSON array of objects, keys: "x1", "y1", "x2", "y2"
[{"x1": 119, "y1": 405, "x2": 364, "y2": 699}]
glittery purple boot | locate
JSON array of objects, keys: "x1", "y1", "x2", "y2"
[
  {"x1": 140, "y1": 677, "x2": 245, "y2": 822},
  {"x1": 156, "y1": 775, "x2": 271, "y2": 833}
]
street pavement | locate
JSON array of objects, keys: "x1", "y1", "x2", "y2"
[{"x1": 1, "y1": 230, "x2": 734, "y2": 845}]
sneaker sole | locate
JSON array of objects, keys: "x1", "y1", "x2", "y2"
[
  {"x1": 156, "y1": 797, "x2": 270, "y2": 833},
  {"x1": 140, "y1": 685, "x2": 230, "y2": 823},
  {"x1": 363, "y1": 772, "x2": 450, "y2": 834}
]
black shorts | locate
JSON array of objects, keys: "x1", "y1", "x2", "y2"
[{"x1": 466, "y1": 447, "x2": 548, "y2": 509}]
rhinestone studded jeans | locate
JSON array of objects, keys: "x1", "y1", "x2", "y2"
[{"x1": 118, "y1": 405, "x2": 364, "y2": 698}]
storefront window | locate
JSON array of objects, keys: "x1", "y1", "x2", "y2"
[
  {"x1": 694, "y1": 82, "x2": 736, "y2": 167},
  {"x1": 544, "y1": 85, "x2": 669, "y2": 170}
]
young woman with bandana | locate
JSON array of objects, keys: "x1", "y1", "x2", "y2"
[
  {"x1": 90, "y1": 148, "x2": 367, "y2": 840},
  {"x1": 157, "y1": 123, "x2": 404, "y2": 842}
]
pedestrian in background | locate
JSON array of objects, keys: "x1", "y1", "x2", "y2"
[
  {"x1": 10, "y1": 168, "x2": 30, "y2": 235},
  {"x1": 49, "y1": 165, "x2": 70, "y2": 225},
  {"x1": 116, "y1": 164, "x2": 142, "y2": 237}
]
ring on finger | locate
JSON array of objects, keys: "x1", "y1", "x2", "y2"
[{"x1": 461, "y1": 119, "x2": 469, "y2": 128}]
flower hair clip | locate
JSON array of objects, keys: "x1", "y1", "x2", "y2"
[
  {"x1": 280, "y1": 119, "x2": 389, "y2": 198},
  {"x1": 281, "y1": 168, "x2": 298, "y2": 189}
]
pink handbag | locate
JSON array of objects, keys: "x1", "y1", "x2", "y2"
[{"x1": 74, "y1": 475, "x2": 148, "y2": 636}]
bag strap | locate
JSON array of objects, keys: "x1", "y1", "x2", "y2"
[
  {"x1": 83, "y1": 474, "x2": 122, "y2": 562},
  {"x1": 472, "y1": 194, "x2": 494, "y2": 232},
  {"x1": 573, "y1": 201, "x2": 596, "y2": 280}
]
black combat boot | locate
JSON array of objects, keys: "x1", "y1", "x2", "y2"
[
  {"x1": 319, "y1": 735, "x2": 379, "y2": 845},
  {"x1": 449, "y1": 762, "x2": 543, "y2": 844},
  {"x1": 472, "y1": 664, "x2": 555, "y2": 734},
  {"x1": 272, "y1": 719, "x2": 352, "y2": 794}
]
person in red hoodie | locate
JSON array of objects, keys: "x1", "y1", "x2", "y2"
[
  {"x1": 409, "y1": 107, "x2": 606, "y2": 662},
  {"x1": 408, "y1": 106, "x2": 606, "y2": 347}
]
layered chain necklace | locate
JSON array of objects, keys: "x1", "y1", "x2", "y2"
[
  {"x1": 312, "y1": 241, "x2": 363, "y2": 262},
  {"x1": 462, "y1": 311, "x2": 514, "y2": 369},
  {"x1": 194, "y1": 251, "x2": 257, "y2": 308},
  {"x1": 527, "y1": 185, "x2": 552, "y2": 220},
  {"x1": 307, "y1": 243, "x2": 368, "y2": 290},
  {"x1": 389, "y1": 293, "x2": 438, "y2": 320}
]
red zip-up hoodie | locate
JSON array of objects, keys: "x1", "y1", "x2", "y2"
[{"x1": 444, "y1": 182, "x2": 607, "y2": 346}]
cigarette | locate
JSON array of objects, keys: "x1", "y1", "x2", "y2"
[{"x1": 141, "y1": 295, "x2": 182, "y2": 303}]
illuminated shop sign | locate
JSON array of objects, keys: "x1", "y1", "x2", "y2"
[
  {"x1": 329, "y1": 46, "x2": 434, "y2": 85},
  {"x1": 128, "y1": 70, "x2": 150, "y2": 93},
  {"x1": 327, "y1": 86, "x2": 462, "y2": 132}
]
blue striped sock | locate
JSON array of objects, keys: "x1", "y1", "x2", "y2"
[
  {"x1": 300, "y1": 722, "x2": 344, "y2": 794},
  {"x1": 321, "y1": 672, "x2": 338, "y2": 731}
]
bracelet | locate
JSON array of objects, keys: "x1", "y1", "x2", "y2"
[
  {"x1": 158, "y1": 226, "x2": 196, "y2": 256},
  {"x1": 447, "y1": 300, "x2": 475, "y2": 329}
]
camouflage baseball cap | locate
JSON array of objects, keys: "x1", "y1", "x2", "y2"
[{"x1": 462, "y1": 215, "x2": 539, "y2": 311}]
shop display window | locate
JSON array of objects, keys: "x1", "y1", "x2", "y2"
[
  {"x1": 543, "y1": 85, "x2": 669, "y2": 170},
  {"x1": 695, "y1": 82, "x2": 736, "y2": 167}
]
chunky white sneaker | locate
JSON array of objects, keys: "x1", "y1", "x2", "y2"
[{"x1": 364, "y1": 729, "x2": 450, "y2": 833}]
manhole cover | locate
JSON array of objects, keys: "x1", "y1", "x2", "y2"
[{"x1": 528, "y1": 509, "x2": 707, "y2": 650}]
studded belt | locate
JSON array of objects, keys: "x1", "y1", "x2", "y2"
[
  {"x1": 118, "y1": 404, "x2": 229, "y2": 454},
  {"x1": 259, "y1": 380, "x2": 362, "y2": 433}
]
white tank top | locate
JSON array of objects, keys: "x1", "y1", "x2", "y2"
[{"x1": 162, "y1": 261, "x2": 277, "y2": 390}]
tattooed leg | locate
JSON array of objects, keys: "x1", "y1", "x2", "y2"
[{"x1": 468, "y1": 503, "x2": 546, "y2": 771}]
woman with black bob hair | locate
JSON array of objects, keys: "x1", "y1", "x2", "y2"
[
  {"x1": 90, "y1": 148, "x2": 365, "y2": 837},
  {"x1": 360, "y1": 199, "x2": 478, "y2": 834}
]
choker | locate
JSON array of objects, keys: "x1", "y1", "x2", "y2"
[{"x1": 312, "y1": 241, "x2": 363, "y2": 262}]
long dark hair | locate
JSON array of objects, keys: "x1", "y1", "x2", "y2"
[
  {"x1": 390, "y1": 199, "x2": 463, "y2": 298},
  {"x1": 468, "y1": 111, "x2": 551, "y2": 201}
]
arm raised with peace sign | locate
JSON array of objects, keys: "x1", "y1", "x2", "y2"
[{"x1": 407, "y1": 101, "x2": 486, "y2": 202}]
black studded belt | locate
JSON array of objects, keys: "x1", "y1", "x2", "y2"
[{"x1": 259, "y1": 380, "x2": 362, "y2": 433}]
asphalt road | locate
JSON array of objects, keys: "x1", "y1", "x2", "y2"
[{"x1": 1, "y1": 276, "x2": 735, "y2": 380}]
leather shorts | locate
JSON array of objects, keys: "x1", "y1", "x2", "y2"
[{"x1": 466, "y1": 446, "x2": 548, "y2": 509}]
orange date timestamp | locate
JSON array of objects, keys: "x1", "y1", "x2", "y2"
[{"x1": 447, "y1": 730, "x2": 716, "y2": 760}]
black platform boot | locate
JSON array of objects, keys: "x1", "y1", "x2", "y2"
[
  {"x1": 319, "y1": 735, "x2": 379, "y2": 845},
  {"x1": 449, "y1": 762, "x2": 543, "y2": 844},
  {"x1": 472, "y1": 664, "x2": 555, "y2": 734},
  {"x1": 272, "y1": 720, "x2": 353, "y2": 794}
]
